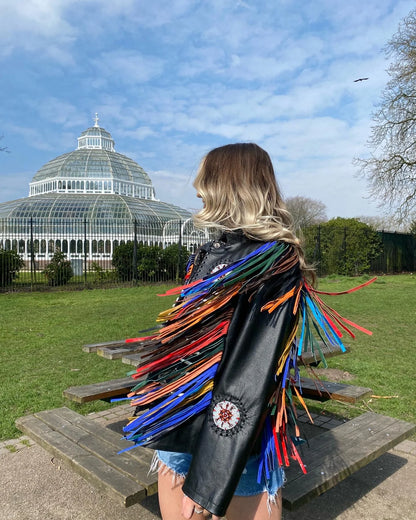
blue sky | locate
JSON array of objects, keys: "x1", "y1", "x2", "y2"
[{"x1": 0, "y1": 0, "x2": 414, "y2": 218}]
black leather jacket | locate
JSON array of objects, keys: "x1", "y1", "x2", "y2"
[{"x1": 147, "y1": 231, "x2": 302, "y2": 516}]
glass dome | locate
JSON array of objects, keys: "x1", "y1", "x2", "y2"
[
  {"x1": 0, "y1": 118, "x2": 205, "y2": 264},
  {"x1": 29, "y1": 121, "x2": 155, "y2": 198},
  {"x1": 0, "y1": 193, "x2": 190, "y2": 222}
]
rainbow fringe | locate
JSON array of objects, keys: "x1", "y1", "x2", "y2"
[{"x1": 116, "y1": 241, "x2": 375, "y2": 483}]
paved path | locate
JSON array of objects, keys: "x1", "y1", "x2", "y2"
[{"x1": 1, "y1": 405, "x2": 416, "y2": 520}]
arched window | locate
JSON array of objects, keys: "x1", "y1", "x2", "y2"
[
  {"x1": 77, "y1": 240, "x2": 83, "y2": 254},
  {"x1": 92, "y1": 240, "x2": 98, "y2": 254},
  {"x1": 55, "y1": 239, "x2": 61, "y2": 251},
  {"x1": 84, "y1": 240, "x2": 89, "y2": 254},
  {"x1": 12, "y1": 239, "x2": 17, "y2": 251},
  {"x1": 62, "y1": 240, "x2": 68, "y2": 253},
  {"x1": 48, "y1": 240, "x2": 54, "y2": 253},
  {"x1": 58, "y1": 181, "x2": 62, "y2": 189},
  {"x1": 70, "y1": 240, "x2": 76, "y2": 253},
  {"x1": 40, "y1": 239, "x2": 46, "y2": 253},
  {"x1": 19, "y1": 240, "x2": 25, "y2": 253},
  {"x1": 98, "y1": 240, "x2": 104, "y2": 253},
  {"x1": 105, "y1": 240, "x2": 111, "y2": 253}
]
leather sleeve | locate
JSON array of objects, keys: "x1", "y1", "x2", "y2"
[{"x1": 181, "y1": 264, "x2": 301, "y2": 517}]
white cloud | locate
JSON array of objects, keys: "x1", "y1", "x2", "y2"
[
  {"x1": 0, "y1": 0, "x2": 75, "y2": 62},
  {"x1": 92, "y1": 51, "x2": 165, "y2": 84},
  {"x1": 1, "y1": 0, "x2": 415, "y2": 222}
]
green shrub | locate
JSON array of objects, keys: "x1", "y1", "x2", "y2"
[
  {"x1": 42, "y1": 250, "x2": 73, "y2": 286},
  {"x1": 112, "y1": 242, "x2": 189, "y2": 282},
  {"x1": 304, "y1": 218, "x2": 382, "y2": 276},
  {"x1": 0, "y1": 248, "x2": 25, "y2": 287}
]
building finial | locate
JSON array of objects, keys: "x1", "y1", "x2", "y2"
[{"x1": 94, "y1": 113, "x2": 99, "y2": 127}]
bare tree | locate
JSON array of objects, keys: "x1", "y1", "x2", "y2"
[
  {"x1": 286, "y1": 196, "x2": 327, "y2": 230},
  {"x1": 355, "y1": 8, "x2": 416, "y2": 222},
  {"x1": 355, "y1": 215, "x2": 409, "y2": 232},
  {"x1": 0, "y1": 135, "x2": 9, "y2": 153}
]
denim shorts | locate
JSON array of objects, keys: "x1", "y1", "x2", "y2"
[{"x1": 154, "y1": 449, "x2": 285, "y2": 498}]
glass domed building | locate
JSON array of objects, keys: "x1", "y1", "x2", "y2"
[{"x1": 0, "y1": 117, "x2": 206, "y2": 271}]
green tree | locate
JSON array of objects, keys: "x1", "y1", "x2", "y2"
[
  {"x1": 356, "y1": 8, "x2": 416, "y2": 222},
  {"x1": 304, "y1": 218, "x2": 382, "y2": 276},
  {"x1": 43, "y1": 250, "x2": 73, "y2": 286},
  {"x1": 0, "y1": 249, "x2": 25, "y2": 287}
]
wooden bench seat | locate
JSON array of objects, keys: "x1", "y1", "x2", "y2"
[
  {"x1": 63, "y1": 377, "x2": 137, "y2": 403},
  {"x1": 282, "y1": 411, "x2": 415, "y2": 509},
  {"x1": 63, "y1": 375, "x2": 371, "y2": 405},
  {"x1": 15, "y1": 407, "x2": 157, "y2": 507},
  {"x1": 16, "y1": 408, "x2": 415, "y2": 510},
  {"x1": 83, "y1": 339, "x2": 349, "y2": 364}
]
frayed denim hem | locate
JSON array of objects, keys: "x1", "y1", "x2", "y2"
[{"x1": 149, "y1": 451, "x2": 187, "y2": 485}]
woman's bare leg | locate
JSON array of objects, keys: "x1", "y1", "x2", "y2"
[
  {"x1": 158, "y1": 466, "x2": 282, "y2": 520},
  {"x1": 158, "y1": 468, "x2": 210, "y2": 520},
  {"x1": 225, "y1": 489, "x2": 282, "y2": 520}
]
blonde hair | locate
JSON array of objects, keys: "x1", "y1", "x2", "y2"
[{"x1": 193, "y1": 143, "x2": 315, "y2": 282}]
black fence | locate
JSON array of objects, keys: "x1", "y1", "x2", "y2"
[
  {"x1": 1, "y1": 217, "x2": 415, "y2": 291},
  {"x1": 371, "y1": 231, "x2": 416, "y2": 273},
  {"x1": 0, "y1": 217, "x2": 209, "y2": 291},
  {"x1": 304, "y1": 226, "x2": 416, "y2": 277}
]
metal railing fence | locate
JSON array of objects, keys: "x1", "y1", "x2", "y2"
[
  {"x1": 1, "y1": 217, "x2": 415, "y2": 291},
  {"x1": 0, "y1": 216, "x2": 209, "y2": 291}
]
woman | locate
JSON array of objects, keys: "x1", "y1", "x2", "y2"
[{"x1": 121, "y1": 143, "x2": 371, "y2": 519}]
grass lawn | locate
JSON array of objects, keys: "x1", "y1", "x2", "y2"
[
  {"x1": 306, "y1": 274, "x2": 416, "y2": 435},
  {"x1": 1, "y1": 274, "x2": 415, "y2": 441},
  {"x1": 0, "y1": 284, "x2": 177, "y2": 440}
]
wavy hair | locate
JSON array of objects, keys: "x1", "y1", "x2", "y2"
[{"x1": 193, "y1": 143, "x2": 315, "y2": 282}]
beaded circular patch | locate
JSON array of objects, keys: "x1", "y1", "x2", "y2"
[
  {"x1": 210, "y1": 263, "x2": 228, "y2": 274},
  {"x1": 212, "y1": 400, "x2": 241, "y2": 430}
]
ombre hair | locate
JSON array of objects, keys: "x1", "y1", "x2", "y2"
[{"x1": 193, "y1": 143, "x2": 315, "y2": 282}]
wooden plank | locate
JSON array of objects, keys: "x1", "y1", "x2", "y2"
[
  {"x1": 282, "y1": 412, "x2": 416, "y2": 510},
  {"x1": 15, "y1": 414, "x2": 147, "y2": 507},
  {"x1": 63, "y1": 377, "x2": 136, "y2": 403},
  {"x1": 97, "y1": 345, "x2": 142, "y2": 360},
  {"x1": 295, "y1": 377, "x2": 372, "y2": 403},
  {"x1": 121, "y1": 345, "x2": 350, "y2": 368},
  {"x1": 63, "y1": 374, "x2": 371, "y2": 405},
  {"x1": 122, "y1": 353, "x2": 142, "y2": 367},
  {"x1": 35, "y1": 408, "x2": 157, "y2": 495},
  {"x1": 299, "y1": 343, "x2": 350, "y2": 366},
  {"x1": 83, "y1": 340, "x2": 127, "y2": 353}
]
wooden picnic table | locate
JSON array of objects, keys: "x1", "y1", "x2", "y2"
[{"x1": 16, "y1": 335, "x2": 415, "y2": 512}]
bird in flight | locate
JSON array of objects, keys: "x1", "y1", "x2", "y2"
[{"x1": 354, "y1": 77, "x2": 369, "y2": 82}]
